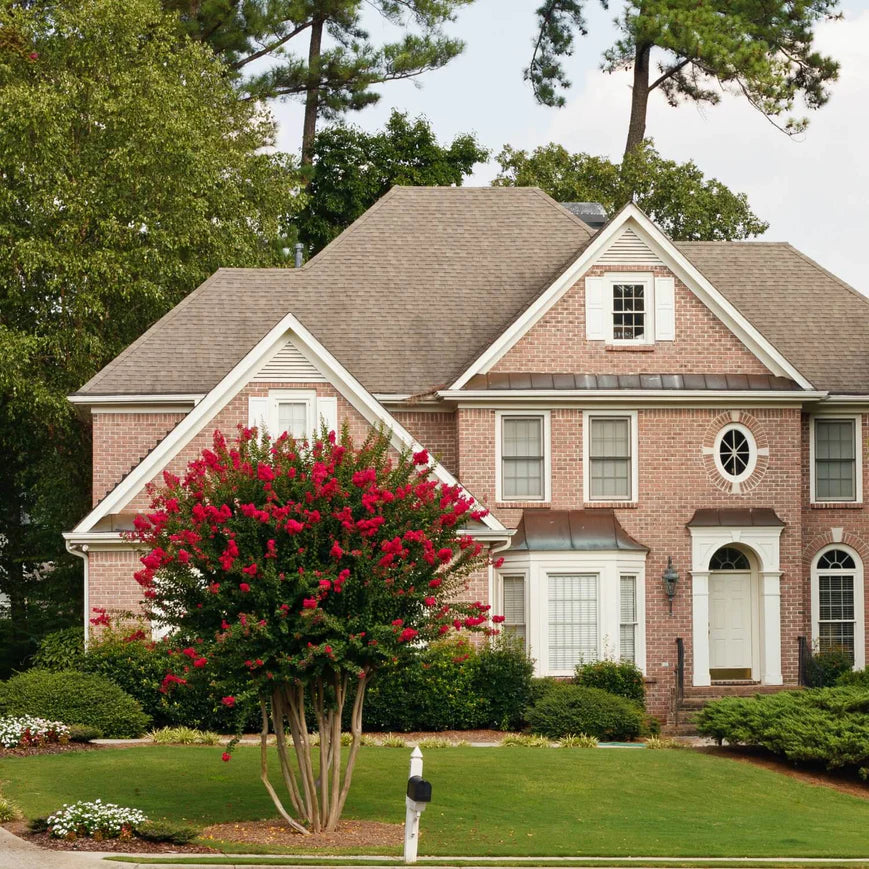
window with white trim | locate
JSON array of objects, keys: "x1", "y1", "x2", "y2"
[
  {"x1": 497, "y1": 413, "x2": 549, "y2": 501},
  {"x1": 548, "y1": 574, "x2": 598, "y2": 670},
  {"x1": 619, "y1": 575, "x2": 638, "y2": 663},
  {"x1": 276, "y1": 400, "x2": 310, "y2": 440},
  {"x1": 811, "y1": 546, "x2": 865, "y2": 669},
  {"x1": 714, "y1": 423, "x2": 757, "y2": 483},
  {"x1": 813, "y1": 418, "x2": 860, "y2": 502},
  {"x1": 249, "y1": 389, "x2": 338, "y2": 442},
  {"x1": 609, "y1": 275, "x2": 653, "y2": 344},
  {"x1": 501, "y1": 575, "x2": 527, "y2": 645},
  {"x1": 584, "y1": 413, "x2": 636, "y2": 502}
]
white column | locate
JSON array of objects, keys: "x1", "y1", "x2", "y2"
[
  {"x1": 692, "y1": 571, "x2": 711, "y2": 686},
  {"x1": 761, "y1": 571, "x2": 783, "y2": 685}
]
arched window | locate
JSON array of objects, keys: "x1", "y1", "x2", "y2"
[
  {"x1": 811, "y1": 546, "x2": 865, "y2": 668},
  {"x1": 709, "y1": 546, "x2": 751, "y2": 571}
]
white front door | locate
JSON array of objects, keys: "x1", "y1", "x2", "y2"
[{"x1": 709, "y1": 572, "x2": 752, "y2": 677}]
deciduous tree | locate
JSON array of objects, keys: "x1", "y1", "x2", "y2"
[
  {"x1": 0, "y1": 0, "x2": 301, "y2": 672},
  {"x1": 297, "y1": 110, "x2": 488, "y2": 254},
  {"x1": 130, "y1": 426, "x2": 493, "y2": 832},
  {"x1": 493, "y1": 141, "x2": 769, "y2": 240},
  {"x1": 526, "y1": 0, "x2": 841, "y2": 157}
]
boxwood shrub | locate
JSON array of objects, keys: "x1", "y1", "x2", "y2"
[
  {"x1": 694, "y1": 686, "x2": 869, "y2": 770},
  {"x1": 575, "y1": 659, "x2": 646, "y2": 706},
  {"x1": 526, "y1": 683, "x2": 646, "y2": 741},
  {"x1": 0, "y1": 670, "x2": 150, "y2": 738}
]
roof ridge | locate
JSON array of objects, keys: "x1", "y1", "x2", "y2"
[
  {"x1": 77, "y1": 270, "x2": 226, "y2": 394},
  {"x1": 527, "y1": 186, "x2": 595, "y2": 238}
]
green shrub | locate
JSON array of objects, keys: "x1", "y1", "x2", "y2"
[
  {"x1": 135, "y1": 819, "x2": 199, "y2": 844},
  {"x1": 28, "y1": 817, "x2": 48, "y2": 834},
  {"x1": 0, "y1": 670, "x2": 150, "y2": 738},
  {"x1": 68, "y1": 724, "x2": 102, "y2": 742},
  {"x1": 0, "y1": 795, "x2": 22, "y2": 822},
  {"x1": 500, "y1": 733, "x2": 551, "y2": 747},
  {"x1": 528, "y1": 676, "x2": 564, "y2": 706},
  {"x1": 526, "y1": 684, "x2": 646, "y2": 741},
  {"x1": 836, "y1": 667, "x2": 869, "y2": 688},
  {"x1": 468, "y1": 634, "x2": 534, "y2": 730},
  {"x1": 31, "y1": 627, "x2": 85, "y2": 671},
  {"x1": 575, "y1": 659, "x2": 646, "y2": 706},
  {"x1": 148, "y1": 726, "x2": 221, "y2": 745},
  {"x1": 804, "y1": 648, "x2": 854, "y2": 687},
  {"x1": 695, "y1": 686, "x2": 869, "y2": 770}
]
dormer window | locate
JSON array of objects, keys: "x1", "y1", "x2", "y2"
[{"x1": 585, "y1": 272, "x2": 674, "y2": 344}]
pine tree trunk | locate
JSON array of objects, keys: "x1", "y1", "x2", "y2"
[
  {"x1": 624, "y1": 42, "x2": 652, "y2": 159},
  {"x1": 301, "y1": 16, "x2": 324, "y2": 165}
]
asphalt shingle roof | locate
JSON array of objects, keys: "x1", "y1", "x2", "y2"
[{"x1": 77, "y1": 187, "x2": 869, "y2": 397}]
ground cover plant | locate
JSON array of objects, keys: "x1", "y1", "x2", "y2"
[
  {"x1": 46, "y1": 799, "x2": 147, "y2": 840},
  {"x1": 128, "y1": 426, "x2": 493, "y2": 833},
  {"x1": 694, "y1": 686, "x2": 869, "y2": 774},
  {"x1": 0, "y1": 716, "x2": 69, "y2": 749},
  {"x1": 3, "y1": 745, "x2": 869, "y2": 856}
]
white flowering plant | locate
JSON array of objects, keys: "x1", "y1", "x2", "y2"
[
  {"x1": 46, "y1": 799, "x2": 148, "y2": 840},
  {"x1": 0, "y1": 716, "x2": 70, "y2": 749}
]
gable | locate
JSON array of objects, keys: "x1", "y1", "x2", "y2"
[
  {"x1": 252, "y1": 336, "x2": 326, "y2": 383},
  {"x1": 492, "y1": 263, "x2": 775, "y2": 377},
  {"x1": 450, "y1": 206, "x2": 812, "y2": 389}
]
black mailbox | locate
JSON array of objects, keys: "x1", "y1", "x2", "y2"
[{"x1": 406, "y1": 775, "x2": 432, "y2": 803}]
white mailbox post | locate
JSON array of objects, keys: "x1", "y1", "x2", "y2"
[{"x1": 403, "y1": 746, "x2": 431, "y2": 864}]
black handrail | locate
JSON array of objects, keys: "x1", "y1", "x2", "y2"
[
  {"x1": 675, "y1": 637, "x2": 685, "y2": 704},
  {"x1": 797, "y1": 635, "x2": 810, "y2": 686}
]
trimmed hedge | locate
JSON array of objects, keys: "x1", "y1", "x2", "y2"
[
  {"x1": 0, "y1": 670, "x2": 150, "y2": 738},
  {"x1": 804, "y1": 648, "x2": 854, "y2": 688},
  {"x1": 575, "y1": 659, "x2": 645, "y2": 706},
  {"x1": 694, "y1": 686, "x2": 869, "y2": 771},
  {"x1": 526, "y1": 683, "x2": 646, "y2": 741},
  {"x1": 836, "y1": 667, "x2": 869, "y2": 688},
  {"x1": 361, "y1": 636, "x2": 533, "y2": 732}
]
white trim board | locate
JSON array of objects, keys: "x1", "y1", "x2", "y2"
[
  {"x1": 448, "y1": 204, "x2": 813, "y2": 391},
  {"x1": 72, "y1": 313, "x2": 508, "y2": 535}
]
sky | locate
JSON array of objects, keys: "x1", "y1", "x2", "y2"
[{"x1": 270, "y1": 1, "x2": 869, "y2": 295}]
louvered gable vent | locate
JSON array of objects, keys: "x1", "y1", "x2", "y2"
[
  {"x1": 253, "y1": 337, "x2": 326, "y2": 382},
  {"x1": 598, "y1": 227, "x2": 663, "y2": 265}
]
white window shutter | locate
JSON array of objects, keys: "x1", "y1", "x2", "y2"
[
  {"x1": 655, "y1": 276, "x2": 675, "y2": 341},
  {"x1": 317, "y1": 396, "x2": 338, "y2": 438},
  {"x1": 248, "y1": 396, "x2": 268, "y2": 431},
  {"x1": 585, "y1": 276, "x2": 607, "y2": 340}
]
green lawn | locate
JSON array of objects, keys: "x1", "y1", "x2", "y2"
[{"x1": 2, "y1": 745, "x2": 868, "y2": 857}]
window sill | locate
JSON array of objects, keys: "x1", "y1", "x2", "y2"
[
  {"x1": 583, "y1": 501, "x2": 639, "y2": 509},
  {"x1": 810, "y1": 502, "x2": 863, "y2": 510},
  {"x1": 605, "y1": 344, "x2": 655, "y2": 352},
  {"x1": 495, "y1": 501, "x2": 551, "y2": 510}
]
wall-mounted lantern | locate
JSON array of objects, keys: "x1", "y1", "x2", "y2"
[{"x1": 662, "y1": 556, "x2": 679, "y2": 615}]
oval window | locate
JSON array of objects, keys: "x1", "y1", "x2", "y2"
[{"x1": 714, "y1": 423, "x2": 757, "y2": 483}]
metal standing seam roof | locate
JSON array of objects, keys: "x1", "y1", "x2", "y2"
[
  {"x1": 509, "y1": 509, "x2": 648, "y2": 552},
  {"x1": 463, "y1": 373, "x2": 803, "y2": 391},
  {"x1": 75, "y1": 187, "x2": 869, "y2": 398},
  {"x1": 686, "y1": 508, "x2": 786, "y2": 528}
]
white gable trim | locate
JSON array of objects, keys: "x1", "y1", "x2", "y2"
[
  {"x1": 449, "y1": 204, "x2": 813, "y2": 391},
  {"x1": 72, "y1": 312, "x2": 507, "y2": 535}
]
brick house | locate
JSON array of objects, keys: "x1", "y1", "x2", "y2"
[{"x1": 65, "y1": 187, "x2": 869, "y2": 724}]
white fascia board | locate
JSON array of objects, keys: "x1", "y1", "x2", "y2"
[
  {"x1": 73, "y1": 312, "x2": 507, "y2": 535},
  {"x1": 63, "y1": 531, "x2": 132, "y2": 550},
  {"x1": 449, "y1": 204, "x2": 813, "y2": 391},
  {"x1": 69, "y1": 393, "x2": 204, "y2": 407},
  {"x1": 822, "y1": 395, "x2": 869, "y2": 405},
  {"x1": 438, "y1": 389, "x2": 827, "y2": 405}
]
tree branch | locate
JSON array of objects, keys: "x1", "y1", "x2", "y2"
[
  {"x1": 232, "y1": 21, "x2": 313, "y2": 71},
  {"x1": 648, "y1": 57, "x2": 691, "y2": 93}
]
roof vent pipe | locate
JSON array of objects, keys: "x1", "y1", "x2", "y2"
[{"x1": 294, "y1": 242, "x2": 304, "y2": 268}]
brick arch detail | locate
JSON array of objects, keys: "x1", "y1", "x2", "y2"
[
  {"x1": 802, "y1": 531, "x2": 869, "y2": 568},
  {"x1": 699, "y1": 410, "x2": 769, "y2": 495}
]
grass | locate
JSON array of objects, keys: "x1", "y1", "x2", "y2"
[
  {"x1": 105, "y1": 861, "x2": 869, "y2": 868},
  {"x1": 2, "y1": 745, "x2": 868, "y2": 857}
]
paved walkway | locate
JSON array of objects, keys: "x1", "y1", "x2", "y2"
[{"x1": 0, "y1": 825, "x2": 118, "y2": 868}]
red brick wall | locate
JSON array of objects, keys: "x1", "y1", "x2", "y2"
[
  {"x1": 88, "y1": 549, "x2": 144, "y2": 621},
  {"x1": 92, "y1": 412, "x2": 186, "y2": 507},
  {"x1": 493, "y1": 265, "x2": 772, "y2": 375},
  {"x1": 391, "y1": 411, "x2": 457, "y2": 475},
  {"x1": 458, "y1": 405, "x2": 806, "y2": 721}
]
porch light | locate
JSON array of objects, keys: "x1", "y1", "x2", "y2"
[{"x1": 662, "y1": 556, "x2": 678, "y2": 615}]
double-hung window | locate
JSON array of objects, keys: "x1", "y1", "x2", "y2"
[
  {"x1": 812, "y1": 547, "x2": 865, "y2": 667},
  {"x1": 277, "y1": 400, "x2": 310, "y2": 440},
  {"x1": 548, "y1": 574, "x2": 598, "y2": 669},
  {"x1": 249, "y1": 389, "x2": 338, "y2": 443},
  {"x1": 620, "y1": 575, "x2": 638, "y2": 663},
  {"x1": 498, "y1": 413, "x2": 549, "y2": 501},
  {"x1": 584, "y1": 412, "x2": 636, "y2": 502},
  {"x1": 812, "y1": 417, "x2": 861, "y2": 503},
  {"x1": 501, "y1": 575, "x2": 527, "y2": 645}
]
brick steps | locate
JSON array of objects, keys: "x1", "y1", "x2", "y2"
[{"x1": 666, "y1": 683, "x2": 799, "y2": 735}]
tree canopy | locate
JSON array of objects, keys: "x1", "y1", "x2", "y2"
[
  {"x1": 130, "y1": 425, "x2": 492, "y2": 832},
  {"x1": 0, "y1": 0, "x2": 302, "y2": 673},
  {"x1": 164, "y1": 0, "x2": 474, "y2": 159},
  {"x1": 527, "y1": 0, "x2": 841, "y2": 156},
  {"x1": 493, "y1": 140, "x2": 769, "y2": 241},
  {"x1": 296, "y1": 110, "x2": 488, "y2": 254}
]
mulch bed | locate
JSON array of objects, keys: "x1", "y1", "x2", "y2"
[
  {"x1": 0, "y1": 742, "x2": 103, "y2": 758},
  {"x1": 5, "y1": 821, "x2": 219, "y2": 853},
  {"x1": 699, "y1": 745, "x2": 869, "y2": 800},
  {"x1": 200, "y1": 819, "x2": 403, "y2": 851}
]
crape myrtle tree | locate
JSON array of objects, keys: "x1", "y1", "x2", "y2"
[
  {"x1": 527, "y1": 0, "x2": 841, "y2": 157},
  {"x1": 128, "y1": 424, "x2": 498, "y2": 833}
]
